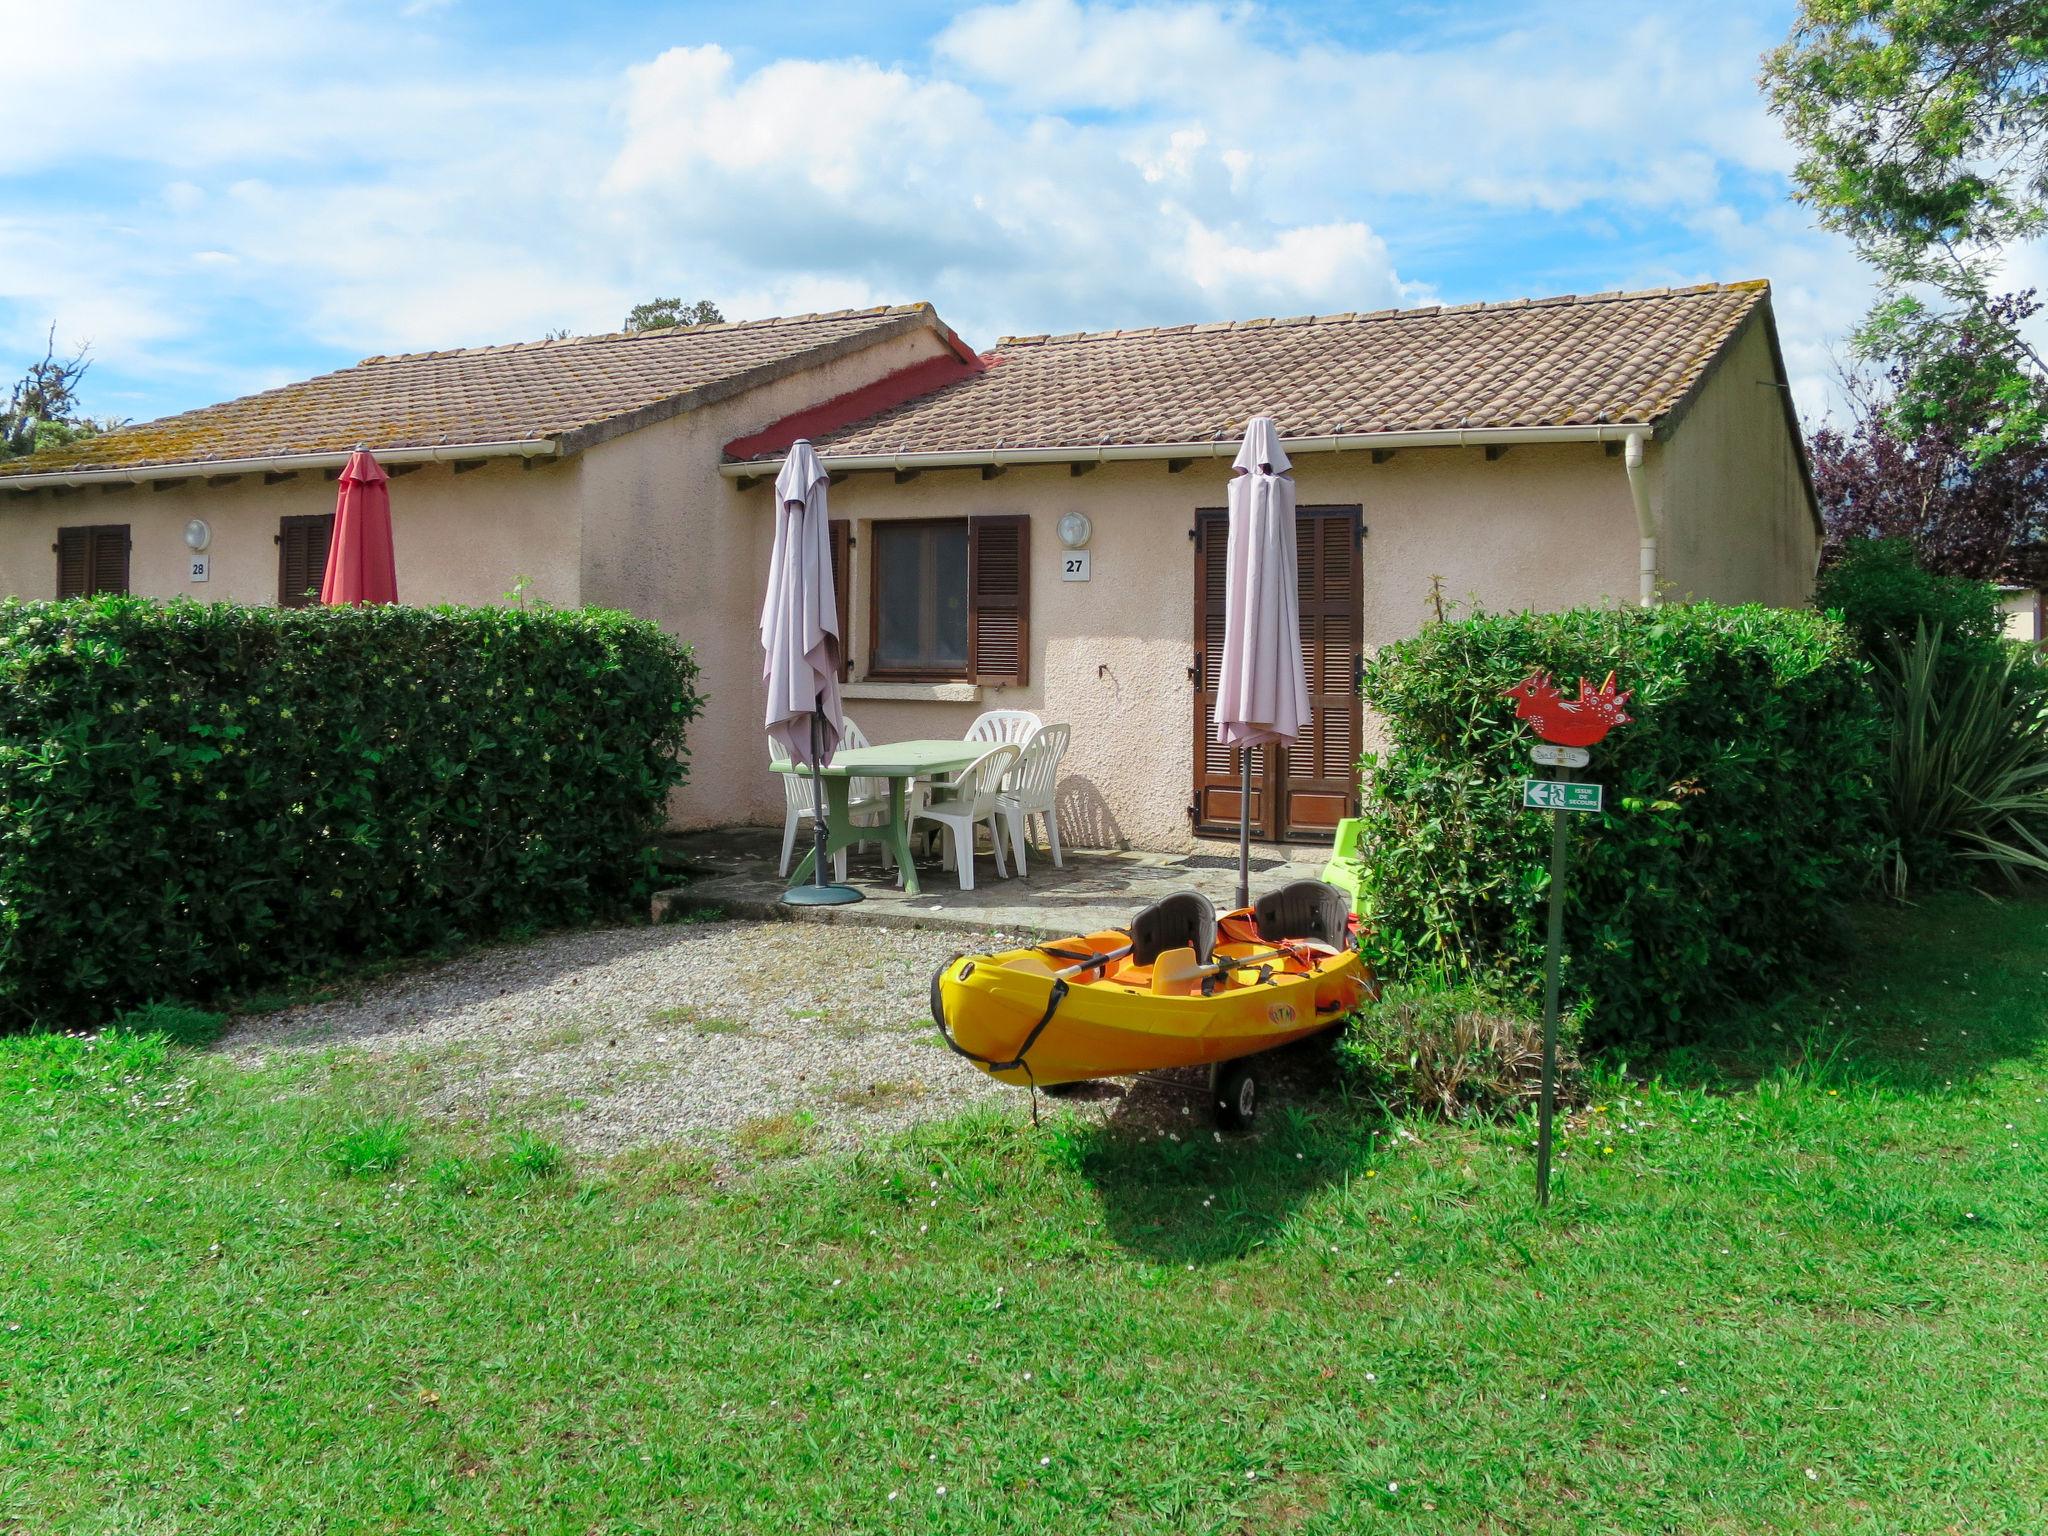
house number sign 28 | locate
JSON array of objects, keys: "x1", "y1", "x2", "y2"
[{"x1": 1060, "y1": 551, "x2": 1091, "y2": 582}]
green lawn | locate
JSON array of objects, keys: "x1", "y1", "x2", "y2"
[{"x1": 4, "y1": 894, "x2": 2047, "y2": 1533}]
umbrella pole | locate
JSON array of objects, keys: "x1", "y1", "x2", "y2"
[
  {"x1": 809, "y1": 708, "x2": 830, "y2": 890},
  {"x1": 1237, "y1": 744, "x2": 1251, "y2": 912},
  {"x1": 784, "y1": 701, "x2": 862, "y2": 907}
]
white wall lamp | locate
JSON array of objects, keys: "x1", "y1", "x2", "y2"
[
  {"x1": 184, "y1": 518, "x2": 212, "y2": 552},
  {"x1": 1057, "y1": 511, "x2": 1092, "y2": 549}
]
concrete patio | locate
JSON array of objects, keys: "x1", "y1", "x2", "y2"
[{"x1": 655, "y1": 826, "x2": 1333, "y2": 938}]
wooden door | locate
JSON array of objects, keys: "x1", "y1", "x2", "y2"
[{"x1": 1192, "y1": 505, "x2": 1362, "y2": 842}]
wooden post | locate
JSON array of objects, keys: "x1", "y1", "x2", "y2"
[{"x1": 1536, "y1": 768, "x2": 1568, "y2": 1207}]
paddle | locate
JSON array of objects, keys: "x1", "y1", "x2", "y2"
[
  {"x1": 1011, "y1": 942, "x2": 1135, "y2": 981},
  {"x1": 1054, "y1": 942, "x2": 1133, "y2": 979},
  {"x1": 1148, "y1": 942, "x2": 1334, "y2": 995}
]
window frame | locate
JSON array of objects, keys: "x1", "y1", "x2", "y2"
[{"x1": 864, "y1": 516, "x2": 972, "y2": 681}]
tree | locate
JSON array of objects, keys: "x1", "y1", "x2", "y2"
[
  {"x1": 1762, "y1": 0, "x2": 2048, "y2": 457},
  {"x1": 621, "y1": 297, "x2": 725, "y2": 333},
  {"x1": 1812, "y1": 339, "x2": 2048, "y2": 584},
  {"x1": 1, "y1": 326, "x2": 101, "y2": 461}
]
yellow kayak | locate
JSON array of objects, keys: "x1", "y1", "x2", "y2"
[{"x1": 930, "y1": 883, "x2": 1376, "y2": 1125}]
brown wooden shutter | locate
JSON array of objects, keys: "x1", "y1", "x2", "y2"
[
  {"x1": 1283, "y1": 507, "x2": 1364, "y2": 836},
  {"x1": 56, "y1": 527, "x2": 90, "y2": 598},
  {"x1": 828, "y1": 518, "x2": 850, "y2": 681},
  {"x1": 278, "y1": 514, "x2": 334, "y2": 607},
  {"x1": 967, "y1": 514, "x2": 1028, "y2": 685},
  {"x1": 55, "y1": 525, "x2": 129, "y2": 597},
  {"x1": 92, "y1": 526, "x2": 130, "y2": 595},
  {"x1": 1191, "y1": 509, "x2": 1270, "y2": 835}
]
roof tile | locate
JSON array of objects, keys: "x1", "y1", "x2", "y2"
[
  {"x1": 767, "y1": 282, "x2": 1770, "y2": 460},
  {"x1": 4, "y1": 306, "x2": 939, "y2": 477}
]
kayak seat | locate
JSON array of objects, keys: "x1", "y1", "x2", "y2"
[
  {"x1": 1253, "y1": 880, "x2": 1353, "y2": 947},
  {"x1": 1129, "y1": 890, "x2": 1216, "y2": 967}
]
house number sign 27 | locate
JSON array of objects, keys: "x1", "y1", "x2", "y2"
[{"x1": 1060, "y1": 551, "x2": 1091, "y2": 582}]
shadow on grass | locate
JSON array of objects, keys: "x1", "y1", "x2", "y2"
[
  {"x1": 1053, "y1": 1034, "x2": 1381, "y2": 1267},
  {"x1": 1640, "y1": 888, "x2": 2048, "y2": 1096}
]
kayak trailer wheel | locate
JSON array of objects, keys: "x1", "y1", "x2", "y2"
[{"x1": 1210, "y1": 1059, "x2": 1259, "y2": 1131}]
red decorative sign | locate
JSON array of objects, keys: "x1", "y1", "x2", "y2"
[{"x1": 1503, "y1": 670, "x2": 1633, "y2": 747}]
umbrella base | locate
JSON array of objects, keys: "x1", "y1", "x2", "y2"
[{"x1": 784, "y1": 883, "x2": 865, "y2": 906}]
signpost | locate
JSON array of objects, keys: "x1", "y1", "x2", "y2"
[{"x1": 1503, "y1": 669, "x2": 1633, "y2": 1207}]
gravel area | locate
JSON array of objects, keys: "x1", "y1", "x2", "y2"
[{"x1": 221, "y1": 918, "x2": 1020, "y2": 1156}]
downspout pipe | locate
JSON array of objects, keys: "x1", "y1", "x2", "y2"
[{"x1": 1623, "y1": 430, "x2": 1657, "y2": 607}]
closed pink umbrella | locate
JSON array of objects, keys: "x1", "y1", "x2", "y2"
[
  {"x1": 321, "y1": 449, "x2": 398, "y2": 605},
  {"x1": 1215, "y1": 416, "x2": 1310, "y2": 909},
  {"x1": 761, "y1": 440, "x2": 859, "y2": 904}
]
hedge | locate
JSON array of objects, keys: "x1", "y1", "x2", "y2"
[
  {"x1": 1355, "y1": 603, "x2": 1883, "y2": 1050},
  {"x1": 0, "y1": 598, "x2": 701, "y2": 1028}
]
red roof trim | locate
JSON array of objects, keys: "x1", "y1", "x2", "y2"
[{"x1": 724, "y1": 351, "x2": 992, "y2": 462}]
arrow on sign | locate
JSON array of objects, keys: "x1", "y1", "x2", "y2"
[{"x1": 1523, "y1": 780, "x2": 1603, "y2": 813}]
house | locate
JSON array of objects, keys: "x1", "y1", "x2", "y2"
[
  {"x1": 721, "y1": 280, "x2": 1818, "y2": 850},
  {"x1": 0, "y1": 280, "x2": 1819, "y2": 852},
  {"x1": 1999, "y1": 586, "x2": 2045, "y2": 644}
]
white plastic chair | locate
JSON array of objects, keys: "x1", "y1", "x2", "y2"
[
  {"x1": 912, "y1": 743, "x2": 1019, "y2": 891},
  {"x1": 771, "y1": 715, "x2": 890, "y2": 879},
  {"x1": 997, "y1": 722, "x2": 1068, "y2": 876},
  {"x1": 964, "y1": 709, "x2": 1041, "y2": 748}
]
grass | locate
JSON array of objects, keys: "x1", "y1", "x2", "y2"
[
  {"x1": 2, "y1": 891, "x2": 2046, "y2": 1532},
  {"x1": 323, "y1": 1116, "x2": 414, "y2": 1178},
  {"x1": 830, "y1": 1076, "x2": 928, "y2": 1110},
  {"x1": 735, "y1": 1110, "x2": 821, "y2": 1158},
  {"x1": 647, "y1": 1004, "x2": 748, "y2": 1035}
]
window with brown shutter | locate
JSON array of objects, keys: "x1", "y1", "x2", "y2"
[
  {"x1": 967, "y1": 514, "x2": 1028, "y2": 685},
  {"x1": 54, "y1": 524, "x2": 130, "y2": 598},
  {"x1": 861, "y1": 514, "x2": 1031, "y2": 684},
  {"x1": 828, "y1": 518, "x2": 850, "y2": 681},
  {"x1": 868, "y1": 519, "x2": 970, "y2": 678},
  {"x1": 277, "y1": 514, "x2": 334, "y2": 607}
]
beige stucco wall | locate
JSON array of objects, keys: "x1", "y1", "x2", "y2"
[
  {"x1": 808, "y1": 444, "x2": 1644, "y2": 852},
  {"x1": 0, "y1": 457, "x2": 584, "y2": 608},
  {"x1": 2001, "y1": 588, "x2": 2045, "y2": 644},
  {"x1": 1653, "y1": 315, "x2": 1821, "y2": 607},
  {"x1": 573, "y1": 325, "x2": 958, "y2": 828}
]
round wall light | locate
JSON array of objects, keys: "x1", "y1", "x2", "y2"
[
  {"x1": 184, "y1": 518, "x2": 212, "y2": 552},
  {"x1": 1056, "y1": 511, "x2": 1092, "y2": 550}
]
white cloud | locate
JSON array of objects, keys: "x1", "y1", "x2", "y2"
[
  {"x1": 0, "y1": 0, "x2": 1984, "y2": 432},
  {"x1": 595, "y1": 41, "x2": 1413, "y2": 339}
]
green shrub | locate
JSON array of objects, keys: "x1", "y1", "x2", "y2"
[
  {"x1": 1336, "y1": 983, "x2": 1574, "y2": 1121},
  {"x1": 1814, "y1": 538, "x2": 2007, "y2": 664},
  {"x1": 0, "y1": 597, "x2": 701, "y2": 1028},
  {"x1": 1357, "y1": 603, "x2": 1882, "y2": 1050},
  {"x1": 1870, "y1": 625, "x2": 2048, "y2": 895}
]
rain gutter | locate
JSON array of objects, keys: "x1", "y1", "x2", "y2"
[
  {"x1": 0, "y1": 437, "x2": 561, "y2": 492},
  {"x1": 718, "y1": 421, "x2": 1661, "y2": 482}
]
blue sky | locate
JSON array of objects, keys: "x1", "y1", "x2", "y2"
[{"x1": 2, "y1": 0, "x2": 1924, "y2": 428}]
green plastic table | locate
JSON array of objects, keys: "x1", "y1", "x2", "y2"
[{"x1": 785, "y1": 740, "x2": 988, "y2": 897}]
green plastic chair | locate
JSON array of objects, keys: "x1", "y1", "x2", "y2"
[{"x1": 1320, "y1": 817, "x2": 1366, "y2": 911}]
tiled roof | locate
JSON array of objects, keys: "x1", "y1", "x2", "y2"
[
  {"x1": 2, "y1": 306, "x2": 949, "y2": 478},
  {"x1": 753, "y1": 282, "x2": 1773, "y2": 460}
]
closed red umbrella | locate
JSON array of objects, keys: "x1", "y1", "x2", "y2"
[{"x1": 321, "y1": 449, "x2": 398, "y2": 605}]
